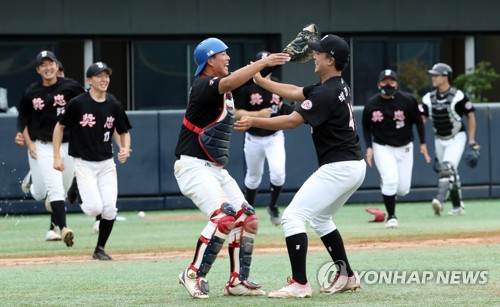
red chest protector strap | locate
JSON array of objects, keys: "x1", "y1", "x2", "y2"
[{"x1": 183, "y1": 117, "x2": 204, "y2": 134}]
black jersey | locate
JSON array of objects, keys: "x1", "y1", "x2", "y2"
[
  {"x1": 234, "y1": 76, "x2": 282, "y2": 137},
  {"x1": 59, "y1": 92, "x2": 132, "y2": 162},
  {"x1": 296, "y1": 76, "x2": 364, "y2": 166},
  {"x1": 175, "y1": 75, "x2": 232, "y2": 161},
  {"x1": 362, "y1": 91, "x2": 425, "y2": 148},
  {"x1": 17, "y1": 77, "x2": 84, "y2": 142}
]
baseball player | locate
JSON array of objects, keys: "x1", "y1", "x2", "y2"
[
  {"x1": 362, "y1": 69, "x2": 430, "y2": 228},
  {"x1": 421, "y1": 63, "x2": 477, "y2": 216},
  {"x1": 53, "y1": 62, "x2": 132, "y2": 260},
  {"x1": 234, "y1": 51, "x2": 292, "y2": 226},
  {"x1": 235, "y1": 34, "x2": 366, "y2": 298},
  {"x1": 174, "y1": 37, "x2": 290, "y2": 299},
  {"x1": 16, "y1": 51, "x2": 85, "y2": 245}
]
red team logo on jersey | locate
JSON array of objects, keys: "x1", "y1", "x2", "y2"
[
  {"x1": 80, "y1": 113, "x2": 97, "y2": 127},
  {"x1": 32, "y1": 98, "x2": 45, "y2": 110},
  {"x1": 371, "y1": 110, "x2": 384, "y2": 122},
  {"x1": 301, "y1": 100, "x2": 313, "y2": 110},
  {"x1": 249, "y1": 93, "x2": 263, "y2": 105},
  {"x1": 103, "y1": 116, "x2": 115, "y2": 129},
  {"x1": 53, "y1": 94, "x2": 66, "y2": 106}
]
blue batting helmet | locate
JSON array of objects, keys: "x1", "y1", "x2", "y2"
[{"x1": 194, "y1": 38, "x2": 228, "y2": 76}]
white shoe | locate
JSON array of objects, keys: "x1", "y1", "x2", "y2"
[
  {"x1": 448, "y1": 206, "x2": 465, "y2": 216},
  {"x1": 268, "y1": 278, "x2": 312, "y2": 298},
  {"x1": 21, "y1": 171, "x2": 32, "y2": 194},
  {"x1": 385, "y1": 218, "x2": 398, "y2": 229},
  {"x1": 178, "y1": 268, "x2": 209, "y2": 299},
  {"x1": 45, "y1": 230, "x2": 62, "y2": 241},
  {"x1": 432, "y1": 199, "x2": 443, "y2": 216},
  {"x1": 93, "y1": 220, "x2": 100, "y2": 234},
  {"x1": 224, "y1": 281, "x2": 266, "y2": 296},
  {"x1": 320, "y1": 273, "x2": 361, "y2": 295}
]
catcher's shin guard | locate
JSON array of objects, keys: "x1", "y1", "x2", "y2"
[
  {"x1": 197, "y1": 235, "x2": 225, "y2": 278},
  {"x1": 449, "y1": 180, "x2": 463, "y2": 208}
]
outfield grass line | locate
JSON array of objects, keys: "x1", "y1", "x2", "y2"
[{"x1": 1, "y1": 232, "x2": 497, "y2": 267}]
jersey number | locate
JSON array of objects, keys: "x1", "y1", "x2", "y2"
[{"x1": 103, "y1": 131, "x2": 110, "y2": 142}]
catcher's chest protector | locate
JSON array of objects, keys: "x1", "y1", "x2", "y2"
[
  {"x1": 430, "y1": 88, "x2": 462, "y2": 139},
  {"x1": 184, "y1": 92, "x2": 235, "y2": 166}
]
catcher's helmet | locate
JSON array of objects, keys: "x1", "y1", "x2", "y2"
[
  {"x1": 194, "y1": 38, "x2": 228, "y2": 76},
  {"x1": 428, "y1": 63, "x2": 453, "y2": 77}
]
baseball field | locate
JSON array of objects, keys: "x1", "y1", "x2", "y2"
[{"x1": 1, "y1": 199, "x2": 498, "y2": 306}]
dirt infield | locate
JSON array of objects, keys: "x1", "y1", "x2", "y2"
[{"x1": 1, "y1": 232, "x2": 498, "y2": 267}]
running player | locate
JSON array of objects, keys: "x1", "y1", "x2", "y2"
[
  {"x1": 16, "y1": 51, "x2": 84, "y2": 245},
  {"x1": 421, "y1": 63, "x2": 477, "y2": 216},
  {"x1": 53, "y1": 62, "x2": 132, "y2": 260},
  {"x1": 174, "y1": 37, "x2": 290, "y2": 299},
  {"x1": 234, "y1": 51, "x2": 289, "y2": 226},
  {"x1": 362, "y1": 69, "x2": 430, "y2": 228},
  {"x1": 235, "y1": 34, "x2": 366, "y2": 298}
]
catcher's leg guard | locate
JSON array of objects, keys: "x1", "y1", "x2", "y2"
[
  {"x1": 449, "y1": 178, "x2": 463, "y2": 208},
  {"x1": 436, "y1": 162, "x2": 454, "y2": 203}
]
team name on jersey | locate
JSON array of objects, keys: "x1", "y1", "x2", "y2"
[{"x1": 32, "y1": 97, "x2": 45, "y2": 110}]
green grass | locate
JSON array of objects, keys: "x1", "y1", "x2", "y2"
[{"x1": 0, "y1": 200, "x2": 499, "y2": 306}]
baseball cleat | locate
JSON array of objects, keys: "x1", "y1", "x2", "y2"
[
  {"x1": 320, "y1": 273, "x2": 361, "y2": 295},
  {"x1": 224, "y1": 280, "x2": 266, "y2": 296},
  {"x1": 45, "y1": 230, "x2": 62, "y2": 241},
  {"x1": 385, "y1": 217, "x2": 398, "y2": 229},
  {"x1": 432, "y1": 198, "x2": 443, "y2": 216},
  {"x1": 268, "y1": 278, "x2": 312, "y2": 298},
  {"x1": 267, "y1": 207, "x2": 281, "y2": 226},
  {"x1": 93, "y1": 246, "x2": 112, "y2": 260},
  {"x1": 448, "y1": 206, "x2": 465, "y2": 216},
  {"x1": 61, "y1": 227, "x2": 74, "y2": 247},
  {"x1": 178, "y1": 268, "x2": 209, "y2": 299},
  {"x1": 21, "y1": 171, "x2": 32, "y2": 194}
]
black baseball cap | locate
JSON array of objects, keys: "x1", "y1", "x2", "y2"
[
  {"x1": 36, "y1": 50, "x2": 58, "y2": 66},
  {"x1": 378, "y1": 69, "x2": 398, "y2": 82},
  {"x1": 307, "y1": 34, "x2": 350, "y2": 65},
  {"x1": 86, "y1": 62, "x2": 113, "y2": 78},
  {"x1": 255, "y1": 51, "x2": 271, "y2": 61}
]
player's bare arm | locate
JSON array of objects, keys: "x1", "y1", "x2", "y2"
[
  {"x1": 117, "y1": 132, "x2": 131, "y2": 164},
  {"x1": 14, "y1": 132, "x2": 24, "y2": 147},
  {"x1": 234, "y1": 108, "x2": 272, "y2": 119},
  {"x1": 420, "y1": 144, "x2": 431, "y2": 163},
  {"x1": 253, "y1": 72, "x2": 305, "y2": 101},
  {"x1": 218, "y1": 53, "x2": 290, "y2": 94},
  {"x1": 235, "y1": 112, "x2": 304, "y2": 132},
  {"x1": 52, "y1": 122, "x2": 66, "y2": 171},
  {"x1": 22, "y1": 127, "x2": 37, "y2": 159},
  {"x1": 467, "y1": 112, "x2": 477, "y2": 145},
  {"x1": 365, "y1": 147, "x2": 373, "y2": 167}
]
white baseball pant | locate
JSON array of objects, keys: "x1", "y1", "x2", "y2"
[
  {"x1": 174, "y1": 155, "x2": 249, "y2": 243},
  {"x1": 281, "y1": 159, "x2": 366, "y2": 238},
  {"x1": 243, "y1": 131, "x2": 286, "y2": 189},
  {"x1": 372, "y1": 142, "x2": 414, "y2": 196},
  {"x1": 28, "y1": 141, "x2": 74, "y2": 202},
  {"x1": 74, "y1": 157, "x2": 118, "y2": 220},
  {"x1": 435, "y1": 131, "x2": 466, "y2": 170}
]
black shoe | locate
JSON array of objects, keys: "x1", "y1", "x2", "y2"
[
  {"x1": 93, "y1": 246, "x2": 112, "y2": 260},
  {"x1": 67, "y1": 177, "x2": 81, "y2": 204},
  {"x1": 267, "y1": 207, "x2": 281, "y2": 226}
]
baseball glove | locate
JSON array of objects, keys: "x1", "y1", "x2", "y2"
[
  {"x1": 365, "y1": 207, "x2": 386, "y2": 223},
  {"x1": 283, "y1": 24, "x2": 319, "y2": 64},
  {"x1": 464, "y1": 143, "x2": 480, "y2": 168}
]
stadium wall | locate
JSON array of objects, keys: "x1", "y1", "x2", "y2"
[{"x1": 0, "y1": 104, "x2": 497, "y2": 213}]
